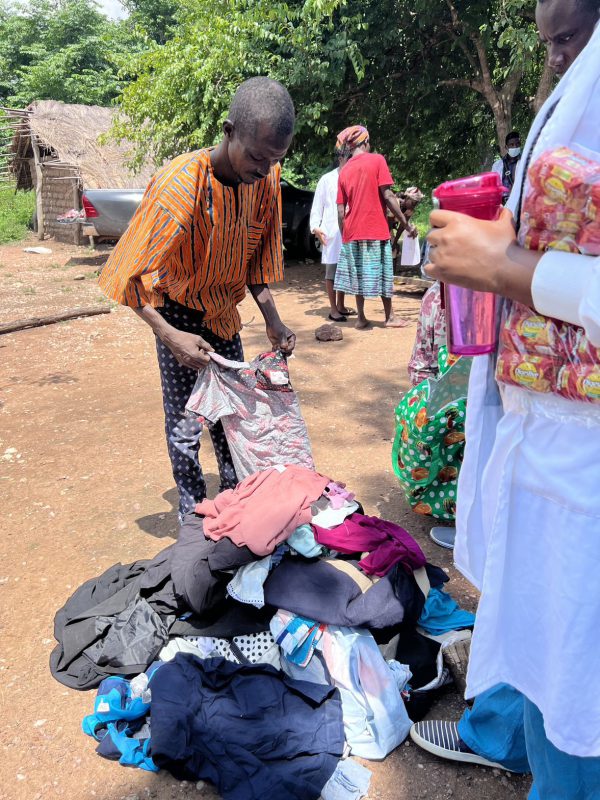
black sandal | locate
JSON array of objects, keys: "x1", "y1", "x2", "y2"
[{"x1": 328, "y1": 313, "x2": 347, "y2": 322}]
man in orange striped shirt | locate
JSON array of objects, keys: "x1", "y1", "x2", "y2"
[{"x1": 99, "y1": 77, "x2": 296, "y2": 519}]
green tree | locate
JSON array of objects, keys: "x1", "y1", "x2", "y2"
[
  {"x1": 121, "y1": 0, "x2": 178, "y2": 45},
  {"x1": 113, "y1": 0, "x2": 364, "y2": 171},
  {"x1": 0, "y1": 0, "x2": 142, "y2": 107},
  {"x1": 114, "y1": 0, "x2": 550, "y2": 188}
]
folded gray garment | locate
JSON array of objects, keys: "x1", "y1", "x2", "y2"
[
  {"x1": 83, "y1": 596, "x2": 173, "y2": 669},
  {"x1": 264, "y1": 557, "x2": 406, "y2": 629}
]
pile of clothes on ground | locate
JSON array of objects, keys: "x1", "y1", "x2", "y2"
[{"x1": 50, "y1": 351, "x2": 474, "y2": 800}]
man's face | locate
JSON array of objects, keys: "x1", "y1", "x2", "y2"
[
  {"x1": 226, "y1": 121, "x2": 292, "y2": 185},
  {"x1": 536, "y1": 0, "x2": 598, "y2": 76},
  {"x1": 506, "y1": 135, "x2": 521, "y2": 153}
]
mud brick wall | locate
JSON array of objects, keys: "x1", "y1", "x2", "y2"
[{"x1": 40, "y1": 164, "x2": 81, "y2": 244}]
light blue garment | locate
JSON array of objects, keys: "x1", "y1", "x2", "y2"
[
  {"x1": 281, "y1": 648, "x2": 330, "y2": 686},
  {"x1": 227, "y1": 545, "x2": 288, "y2": 607},
  {"x1": 227, "y1": 557, "x2": 272, "y2": 608},
  {"x1": 458, "y1": 683, "x2": 530, "y2": 773},
  {"x1": 287, "y1": 523, "x2": 324, "y2": 558},
  {"x1": 271, "y1": 612, "x2": 323, "y2": 666},
  {"x1": 81, "y1": 665, "x2": 162, "y2": 734},
  {"x1": 82, "y1": 667, "x2": 161, "y2": 773},
  {"x1": 387, "y1": 660, "x2": 412, "y2": 693},
  {"x1": 322, "y1": 626, "x2": 412, "y2": 759},
  {"x1": 418, "y1": 586, "x2": 475, "y2": 635},
  {"x1": 524, "y1": 696, "x2": 600, "y2": 800},
  {"x1": 100, "y1": 722, "x2": 158, "y2": 772},
  {"x1": 320, "y1": 758, "x2": 372, "y2": 800},
  {"x1": 280, "y1": 626, "x2": 411, "y2": 760}
]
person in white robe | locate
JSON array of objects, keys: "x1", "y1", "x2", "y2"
[{"x1": 412, "y1": 1, "x2": 600, "y2": 796}]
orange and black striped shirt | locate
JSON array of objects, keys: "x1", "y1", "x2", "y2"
[{"x1": 98, "y1": 149, "x2": 284, "y2": 339}]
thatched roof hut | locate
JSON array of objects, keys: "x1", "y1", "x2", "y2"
[
  {"x1": 9, "y1": 100, "x2": 155, "y2": 190},
  {"x1": 4, "y1": 100, "x2": 156, "y2": 243}
]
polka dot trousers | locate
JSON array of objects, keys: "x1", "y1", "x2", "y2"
[{"x1": 155, "y1": 297, "x2": 244, "y2": 520}]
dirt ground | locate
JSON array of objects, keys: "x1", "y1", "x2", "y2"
[{"x1": 0, "y1": 236, "x2": 531, "y2": 800}]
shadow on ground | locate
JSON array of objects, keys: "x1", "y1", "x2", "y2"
[
  {"x1": 135, "y1": 472, "x2": 220, "y2": 539},
  {"x1": 65, "y1": 254, "x2": 110, "y2": 268}
]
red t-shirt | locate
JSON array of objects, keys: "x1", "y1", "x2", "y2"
[{"x1": 336, "y1": 152, "x2": 394, "y2": 243}]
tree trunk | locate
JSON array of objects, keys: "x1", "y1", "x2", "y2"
[
  {"x1": 494, "y1": 107, "x2": 511, "y2": 156},
  {"x1": 533, "y1": 54, "x2": 556, "y2": 113}
]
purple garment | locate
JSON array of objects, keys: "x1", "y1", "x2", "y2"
[
  {"x1": 313, "y1": 514, "x2": 426, "y2": 577},
  {"x1": 324, "y1": 482, "x2": 356, "y2": 510}
]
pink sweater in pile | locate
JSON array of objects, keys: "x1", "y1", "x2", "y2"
[{"x1": 196, "y1": 465, "x2": 330, "y2": 556}]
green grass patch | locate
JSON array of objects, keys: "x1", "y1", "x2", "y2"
[
  {"x1": 412, "y1": 198, "x2": 433, "y2": 239},
  {"x1": 0, "y1": 187, "x2": 35, "y2": 245}
]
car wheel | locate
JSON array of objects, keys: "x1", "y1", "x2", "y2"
[{"x1": 301, "y1": 218, "x2": 321, "y2": 260}]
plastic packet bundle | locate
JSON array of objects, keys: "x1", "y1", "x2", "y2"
[
  {"x1": 520, "y1": 146, "x2": 600, "y2": 256},
  {"x1": 496, "y1": 146, "x2": 600, "y2": 404}
]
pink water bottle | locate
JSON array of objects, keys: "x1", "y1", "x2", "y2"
[{"x1": 432, "y1": 172, "x2": 506, "y2": 356}]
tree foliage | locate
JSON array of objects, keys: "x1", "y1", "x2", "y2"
[
  {"x1": 120, "y1": 0, "x2": 179, "y2": 45},
  {"x1": 114, "y1": 0, "x2": 550, "y2": 189},
  {"x1": 0, "y1": 0, "x2": 552, "y2": 190},
  {"x1": 0, "y1": 0, "x2": 140, "y2": 107}
]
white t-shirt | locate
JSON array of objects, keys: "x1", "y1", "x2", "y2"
[
  {"x1": 309, "y1": 168, "x2": 342, "y2": 265},
  {"x1": 491, "y1": 158, "x2": 504, "y2": 181}
]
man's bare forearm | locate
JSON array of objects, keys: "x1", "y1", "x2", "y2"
[
  {"x1": 134, "y1": 303, "x2": 214, "y2": 368},
  {"x1": 248, "y1": 283, "x2": 282, "y2": 326},
  {"x1": 337, "y1": 203, "x2": 345, "y2": 235},
  {"x1": 382, "y1": 189, "x2": 410, "y2": 230},
  {"x1": 134, "y1": 304, "x2": 174, "y2": 341}
]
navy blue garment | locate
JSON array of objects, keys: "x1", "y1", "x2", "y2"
[
  {"x1": 150, "y1": 654, "x2": 345, "y2": 800},
  {"x1": 264, "y1": 557, "x2": 405, "y2": 629},
  {"x1": 388, "y1": 563, "x2": 449, "y2": 624}
]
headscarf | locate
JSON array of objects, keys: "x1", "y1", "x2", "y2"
[
  {"x1": 403, "y1": 186, "x2": 424, "y2": 203},
  {"x1": 335, "y1": 125, "x2": 369, "y2": 152}
]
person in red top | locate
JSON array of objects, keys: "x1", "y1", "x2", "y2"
[{"x1": 334, "y1": 126, "x2": 417, "y2": 329}]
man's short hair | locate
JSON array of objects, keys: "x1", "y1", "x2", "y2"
[
  {"x1": 228, "y1": 77, "x2": 295, "y2": 142},
  {"x1": 505, "y1": 131, "x2": 520, "y2": 146}
]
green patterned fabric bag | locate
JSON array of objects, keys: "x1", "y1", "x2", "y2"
[{"x1": 392, "y1": 347, "x2": 470, "y2": 521}]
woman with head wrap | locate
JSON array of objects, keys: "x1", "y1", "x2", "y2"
[{"x1": 334, "y1": 126, "x2": 417, "y2": 329}]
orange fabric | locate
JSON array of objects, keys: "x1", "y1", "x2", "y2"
[
  {"x1": 336, "y1": 125, "x2": 369, "y2": 151},
  {"x1": 98, "y1": 149, "x2": 284, "y2": 339}
]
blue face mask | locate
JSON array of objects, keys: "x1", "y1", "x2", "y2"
[{"x1": 507, "y1": 147, "x2": 521, "y2": 158}]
